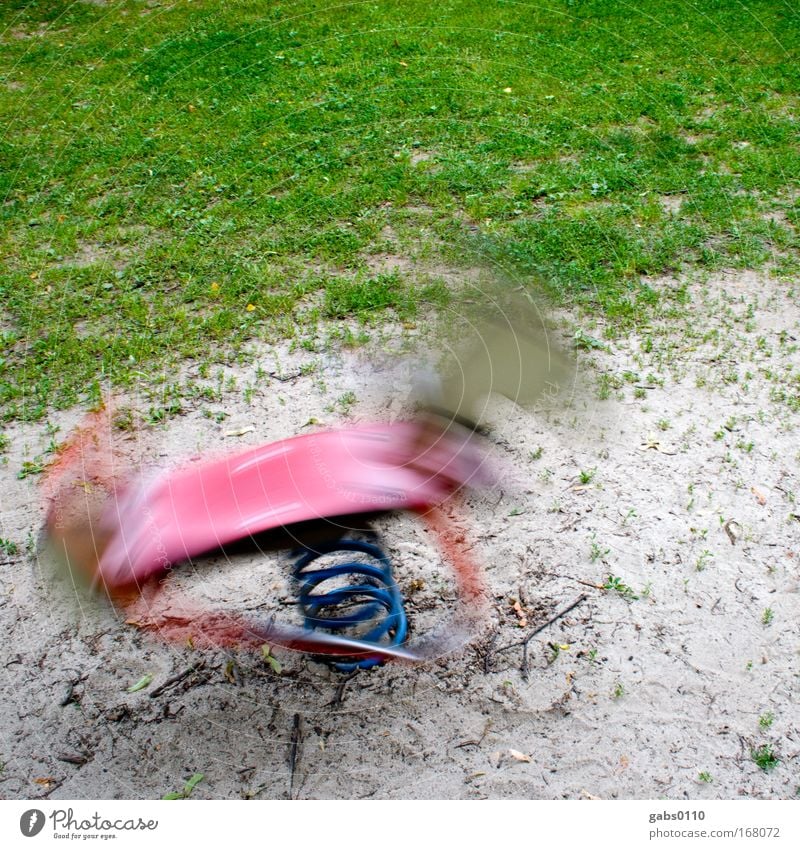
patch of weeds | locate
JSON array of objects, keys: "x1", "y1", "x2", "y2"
[
  {"x1": 751, "y1": 744, "x2": 779, "y2": 772},
  {"x1": 147, "y1": 402, "x2": 183, "y2": 425},
  {"x1": 574, "y1": 328, "x2": 608, "y2": 352},
  {"x1": 331, "y1": 391, "x2": 357, "y2": 415},
  {"x1": 695, "y1": 549, "x2": 713, "y2": 572},
  {"x1": 758, "y1": 711, "x2": 774, "y2": 730},
  {"x1": 329, "y1": 326, "x2": 370, "y2": 348},
  {"x1": 163, "y1": 773, "x2": 204, "y2": 800},
  {"x1": 634, "y1": 387, "x2": 647, "y2": 400},
  {"x1": 762, "y1": 607, "x2": 774, "y2": 626},
  {"x1": 0, "y1": 538, "x2": 19, "y2": 556},
  {"x1": 528, "y1": 446, "x2": 543, "y2": 461},
  {"x1": 612, "y1": 682, "x2": 625, "y2": 699},
  {"x1": 596, "y1": 373, "x2": 623, "y2": 400},
  {"x1": 324, "y1": 271, "x2": 446, "y2": 321},
  {"x1": 698, "y1": 771, "x2": 712, "y2": 784},
  {"x1": 17, "y1": 459, "x2": 45, "y2": 480},
  {"x1": 578, "y1": 468, "x2": 596, "y2": 485},
  {"x1": 603, "y1": 575, "x2": 639, "y2": 601},
  {"x1": 640, "y1": 581, "x2": 653, "y2": 598},
  {"x1": 0, "y1": 433, "x2": 9, "y2": 453},
  {"x1": 657, "y1": 419, "x2": 671, "y2": 431},
  {"x1": 589, "y1": 534, "x2": 609, "y2": 563},
  {"x1": 621, "y1": 507, "x2": 637, "y2": 525}
]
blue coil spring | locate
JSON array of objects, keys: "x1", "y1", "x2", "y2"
[{"x1": 292, "y1": 539, "x2": 409, "y2": 671}]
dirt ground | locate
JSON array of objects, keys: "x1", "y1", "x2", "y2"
[{"x1": 1, "y1": 269, "x2": 798, "y2": 800}]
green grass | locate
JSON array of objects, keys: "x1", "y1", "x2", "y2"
[
  {"x1": 0, "y1": 537, "x2": 19, "y2": 556},
  {"x1": 2, "y1": 1, "x2": 799, "y2": 420},
  {"x1": 751, "y1": 744, "x2": 779, "y2": 772}
]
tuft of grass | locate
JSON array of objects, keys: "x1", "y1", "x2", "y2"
[
  {"x1": 0, "y1": 538, "x2": 19, "y2": 556},
  {"x1": 751, "y1": 745, "x2": 779, "y2": 772},
  {"x1": 758, "y1": 712, "x2": 774, "y2": 730},
  {"x1": 695, "y1": 549, "x2": 713, "y2": 572},
  {"x1": 589, "y1": 535, "x2": 610, "y2": 563},
  {"x1": 698, "y1": 771, "x2": 712, "y2": 784},
  {"x1": 762, "y1": 607, "x2": 774, "y2": 626}
]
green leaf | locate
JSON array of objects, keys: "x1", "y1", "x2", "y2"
[
  {"x1": 183, "y1": 773, "x2": 204, "y2": 794},
  {"x1": 162, "y1": 772, "x2": 204, "y2": 800},
  {"x1": 127, "y1": 674, "x2": 153, "y2": 693},
  {"x1": 261, "y1": 644, "x2": 282, "y2": 674}
]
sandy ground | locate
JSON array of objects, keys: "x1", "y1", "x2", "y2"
[{"x1": 1, "y1": 269, "x2": 798, "y2": 800}]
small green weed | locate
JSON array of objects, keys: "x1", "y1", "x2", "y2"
[
  {"x1": 751, "y1": 745, "x2": 779, "y2": 772},
  {"x1": 574, "y1": 329, "x2": 608, "y2": 352},
  {"x1": 603, "y1": 575, "x2": 639, "y2": 601},
  {"x1": 758, "y1": 712, "x2": 774, "y2": 730},
  {"x1": 695, "y1": 549, "x2": 713, "y2": 572},
  {"x1": 17, "y1": 460, "x2": 46, "y2": 480},
  {"x1": 260, "y1": 645, "x2": 282, "y2": 675},
  {"x1": 589, "y1": 535, "x2": 609, "y2": 563},
  {"x1": 163, "y1": 773, "x2": 204, "y2": 800},
  {"x1": 0, "y1": 538, "x2": 19, "y2": 556}
]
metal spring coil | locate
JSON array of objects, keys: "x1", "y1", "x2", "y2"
[{"x1": 293, "y1": 539, "x2": 408, "y2": 671}]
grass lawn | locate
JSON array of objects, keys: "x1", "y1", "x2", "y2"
[{"x1": 1, "y1": 0, "x2": 798, "y2": 421}]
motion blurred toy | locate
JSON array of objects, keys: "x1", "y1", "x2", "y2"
[
  {"x1": 46, "y1": 414, "x2": 488, "y2": 669},
  {"x1": 45, "y1": 296, "x2": 573, "y2": 669}
]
